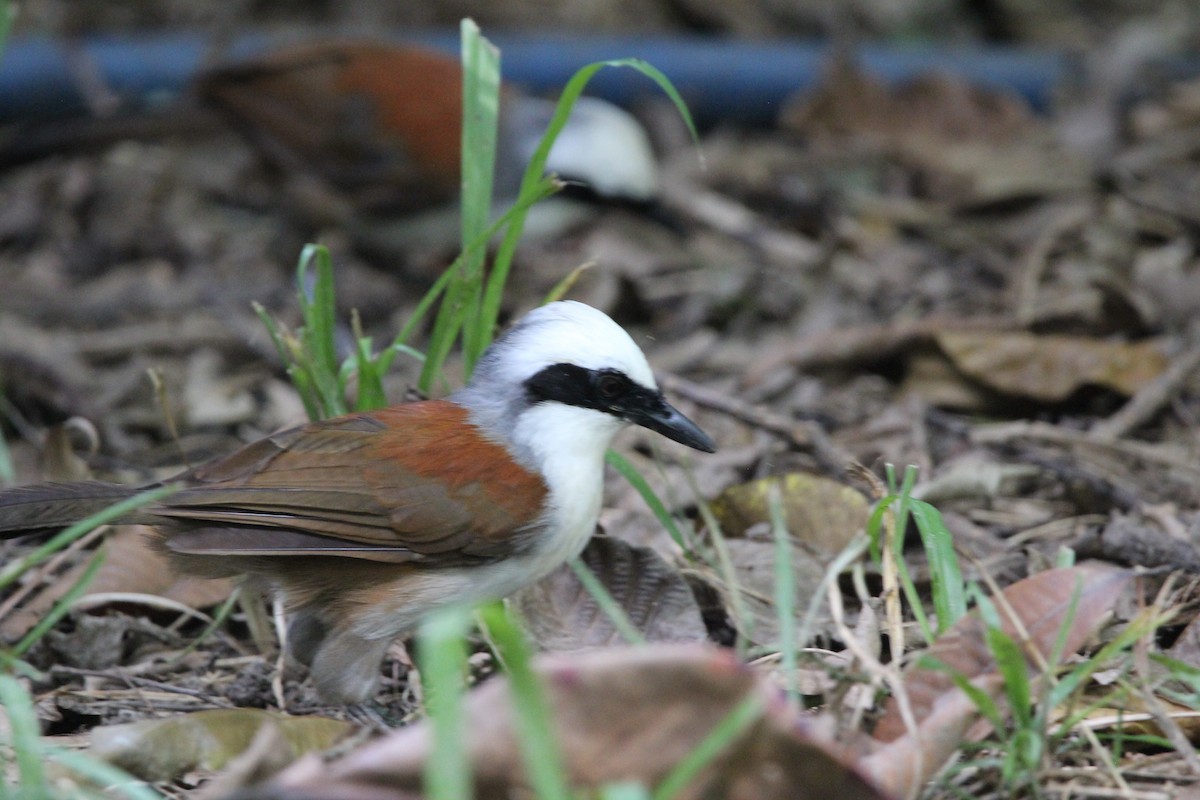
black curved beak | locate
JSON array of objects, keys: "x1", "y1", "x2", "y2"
[{"x1": 626, "y1": 396, "x2": 717, "y2": 453}]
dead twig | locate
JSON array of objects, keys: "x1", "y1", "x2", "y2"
[
  {"x1": 1090, "y1": 339, "x2": 1200, "y2": 440},
  {"x1": 741, "y1": 314, "x2": 1014, "y2": 388},
  {"x1": 973, "y1": 420, "x2": 1200, "y2": 478},
  {"x1": 1013, "y1": 203, "x2": 1090, "y2": 326},
  {"x1": 50, "y1": 665, "x2": 237, "y2": 708},
  {"x1": 660, "y1": 372, "x2": 851, "y2": 470}
]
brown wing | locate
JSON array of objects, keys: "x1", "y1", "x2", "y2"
[
  {"x1": 155, "y1": 401, "x2": 548, "y2": 564},
  {"x1": 197, "y1": 42, "x2": 463, "y2": 207}
]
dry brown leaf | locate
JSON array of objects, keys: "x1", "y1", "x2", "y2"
[
  {"x1": 726, "y1": 538, "x2": 828, "y2": 648},
  {"x1": 0, "y1": 525, "x2": 234, "y2": 639},
  {"x1": 510, "y1": 535, "x2": 706, "y2": 651},
  {"x1": 863, "y1": 561, "x2": 1132, "y2": 798},
  {"x1": 711, "y1": 472, "x2": 869, "y2": 553},
  {"x1": 91, "y1": 708, "x2": 352, "y2": 783},
  {"x1": 937, "y1": 332, "x2": 1168, "y2": 402},
  {"x1": 243, "y1": 645, "x2": 887, "y2": 800},
  {"x1": 901, "y1": 349, "x2": 998, "y2": 410},
  {"x1": 708, "y1": 474, "x2": 867, "y2": 646}
]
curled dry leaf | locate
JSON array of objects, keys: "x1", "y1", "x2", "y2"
[
  {"x1": 510, "y1": 535, "x2": 707, "y2": 651},
  {"x1": 936, "y1": 332, "x2": 1168, "y2": 403},
  {"x1": 91, "y1": 708, "x2": 352, "y2": 783},
  {"x1": 862, "y1": 561, "x2": 1132, "y2": 799},
  {"x1": 234, "y1": 645, "x2": 888, "y2": 800}
]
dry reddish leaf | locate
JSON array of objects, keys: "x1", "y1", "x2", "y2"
[
  {"x1": 510, "y1": 535, "x2": 706, "y2": 651},
  {"x1": 0, "y1": 525, "x2": 233, "y2": 639},
  {"x1": 91, "y1": 708, "x2": 352, "y2": 783},
  {"x1": 862, "y1": 561, "x2": 1131, "y2": 798},
  {"x1": 240, "y1": 645, "x2": 888, "y2": 800},
  {"x1": 711, "y1": 472, "x2": 869, "y2": 552},
  {"x1": 937, "y1": 332, "x2": 1168, "y2": 402}
]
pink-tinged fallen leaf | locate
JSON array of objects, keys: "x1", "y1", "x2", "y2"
[
  {"x1": 862, "y1": 561, "x2": 1131, "y2": 799},
  {"x1": 232, "y1": 645, "x2": 890, "y2": 800},
  {"x1": 936, "y1": 332, "x2": 1167, "y2": 402},
  {"x1": 511, "y1": 536, "x2": 707, "y2": 651}
]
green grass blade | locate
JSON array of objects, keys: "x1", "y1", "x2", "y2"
[
  {"x1": 1048, "y1": 611, "x2": 1155, "y2": 712},
  {"x1": 909, "y1": 500, "x2": 966, "y2": 631},
  {"x1": 600, "y1": 783, "x2": 652, "y2": 800},
  {"x1": 389, "y1": 176, "x2": 558, "y2": 387},
  {"x1": 420, "y1": 606, "x2": 475, "y2": 800},
  {"x1": 694, "y1": 497, "x2": 751, "y2": 656},
  {"x1": 13, "y1": 548, "x2": 105, "y2": 657},
  {"x1": 986, "y1": 626, "x2": 1032, "y2": 729},
  {"x1": 0, "y1": 674, "x2": 47, "y2": 790},
  {"x1": 605, "y1": 450, "x2": 686, "y2": 550},
  {"x1": 478, "y1": 59, "x2": 699, "y2": 355},
  {"x1": 458, "y1": 21, "x2": 501, "y2": 372},
  {"x1": 768, "y1": 483, "x2": 798, "y2": 712},
  {"x1": 567, "y1": 557, "x2": 646, "y2": 645},
  {"x1": 651, "y1": 693, "x2": 764, "y2": 800},
  {"x1": 884, "y1": 467, "x2": 935, "y2": 643},
  {"x1": 916, "y1": 654, "x2": 1005, "y2": 729},
  {"x1": 347, "y1": 306, "x2": 388, "y2": 412},
  {"x1": 253, "y1": 301, "x2": 322, "y2": 419},
  {"x1": 298, "y1": 244, "x2": 338, "y2": 384},
  {"x1": 46, "y1": 747, "x2": 159, "y2": 800},
  {"x1": 296, "y1": 244, "x2": 345, "y2": 418},
  {"x1": 0, "y1": 424, "x2": 13, "y2": 487},
  {"x1": 419, "y1": 22, "x2": 501, "y2": 393},
  {"x1": 864, "y1": 495, "x2": 893, "y2": 565},
  {"x1": 479, "y1": 603, "x2": 571, "y2": 800}
]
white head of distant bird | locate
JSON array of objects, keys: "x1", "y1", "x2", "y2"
[{"x1": 507, "y1": 96, "x2": 660, "y2": 203}]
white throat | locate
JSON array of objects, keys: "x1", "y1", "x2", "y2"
[{"x1": 510, "y1": 402, "x2": 623, "y2": 569}]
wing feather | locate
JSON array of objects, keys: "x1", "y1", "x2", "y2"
[{"x1": 153, "y1": 401, "x2": 548, "y2": 563}]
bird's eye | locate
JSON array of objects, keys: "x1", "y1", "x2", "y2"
[{"x1": 596, "y1": 373, "x2": 624, "y2": 399}]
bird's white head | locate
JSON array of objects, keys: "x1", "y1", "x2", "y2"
[{"x1": 455, "y1": 301, "x2": 714, "y2": 469}]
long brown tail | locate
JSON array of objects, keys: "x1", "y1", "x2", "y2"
[{"x1": 0, "y1": 482, "x2": 143, "y2": 538}]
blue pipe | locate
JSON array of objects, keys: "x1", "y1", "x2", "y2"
[{"x1": 0, "y1": 31, "x2": 1071, "y2": 126}]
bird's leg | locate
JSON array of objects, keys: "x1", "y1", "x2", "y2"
[
  {"x1": 285, "y1": 610, "x2": 327, "y2": 667},
  {"x1": 309, "y1": 627, "x2": 393, "y2": 705}
]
